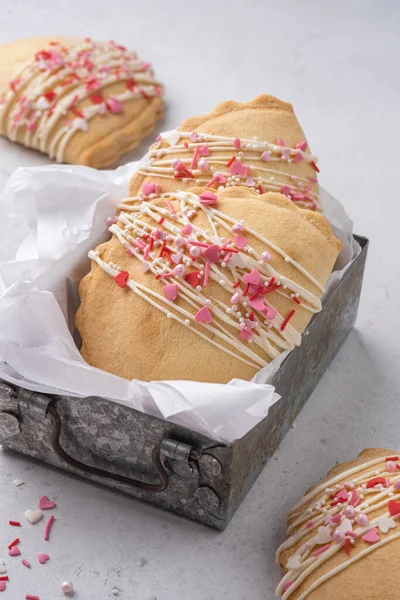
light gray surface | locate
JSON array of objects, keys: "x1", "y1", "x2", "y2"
[{"x1": 0, "y1": 1, "x2": 399, "y2": 598}]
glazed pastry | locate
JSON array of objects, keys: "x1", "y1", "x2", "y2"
[
  {"x1": 128, "y1": 95, "x2": 320, "y2": 210},
  {"x1": 276, "y1": 448, "x2": 400, "y2": 600},
  {"x1": 76, "y1": 186, "x2": 341, "y2": 383},
  {"x1": 0, "y1": 37, "x2": 163, "y2": 168}
]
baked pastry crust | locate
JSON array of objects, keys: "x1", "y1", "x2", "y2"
[
  {"x1": 276, "y1": 448, "x2": 400, "y2": 600},
  {"x1": 0, "y1": 37, "x2": 163, "y2": 167},
  {"x1": 76, "y1": 186, "x2": 341, "y2": 383},
  {"x1": 128, "y1": 95, "x2": 320, "y2": 210}
]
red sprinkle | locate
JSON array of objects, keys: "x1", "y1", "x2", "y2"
[
  {"x1": 0, "y1": 576, "x2": 8, "y2": 581},
  {"x1": 243, "y1": 283, "x2": 250, "y2": 297},
  {"x1": 280, "y1": 309, "x2": 296, "y2": 331},
  {"x1": 90, "y1": 94, "x2": 104, "y2": 104},
  {"x1": 8, "y1": 538, "x2": 19, "y2": 549},
  {"x1": 345, "y1": 538, "x2": 351, "y2": 555},
  {"x1": 158, "y1": 241, "x2": 167, "y2": 257},
  {"x1": 44, "y1": 515, "x2": 55, "y2": 541},
  {"x1": 293, "y1": 296, "x2": 301, "y2": 305},
  {"x1": 269, "y1": 277, "x2": 275, "y2": 286},
  {"x1": 249, "y1": 285, "x2": 265, "y2": 301},
  {"x1": 149, "y1": 237, "x2": 154, "y2": 251},
  {"x1": 261, "y1": 285, "x2": 279, "y2": 295},
  {"x1": 257, "y1": 185, "x2": 264, "y2": 194},
  {"x1": 249, "y1": 312, "x2": 255, "y2": 321},
  {"x1": 71, "y1": 106, "x2": 84, "y2": 118},
  {"x1": 386, "y1": 456, "x2": 399, "y2": 462},
  {"x1": 26, "y1": 596, "x2": 40, "y2": 600},
  {"x1": 158, "y1": 216, "x2": 165, "y2": 225},
  {"x1": 232, "y1": 281, "x2": 241, "y2": 289},
  {"x1": 311, "y1": 161, "x2": 320, "y2": 173},
  {"x1": 366, "y1": 477, "x2": 386, "y2": 488},
  {"x1": 9, "y1": 521, "x2": 21, "y2": 527},
  {"x1": 43, "y1": 91, "x2": 56, "y2": 102},
  {"x1": 226, "y1": 156, "x2": 236, "y2": 168}
]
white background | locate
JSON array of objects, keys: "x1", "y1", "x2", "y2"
[{"x1": 0, "y1": 1, "x2": 400, "y2": 599}]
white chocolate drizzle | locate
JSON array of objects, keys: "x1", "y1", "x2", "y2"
[
  {"x1": 88, "y1": 191, "x2": 324, "y2": 371},
  {"x1": 276, "y1": 453, "x2": 400, "y2": 598},
  {"x1": 0, "y1": 38, "x2": 162, "y2": 162},
  {"x1": 133, "y1": 130, "x2": 320, "y2": 210}
]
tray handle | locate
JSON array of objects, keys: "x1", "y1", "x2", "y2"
[{"x1": 47, "y1": 403, "x2": 169, "y2": 493}]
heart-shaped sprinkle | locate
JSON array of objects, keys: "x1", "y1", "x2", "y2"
[
  {"x1": 243, "y1": 269, "x2": 261, "y2": 286},
  {"x1": 214, "y1": 173, "x2": 227, "y2": 184},
  {"x1": 142, "y1": 262, "x2": 150, "y2": 273},
  {"x1": 232, "y1": 223, "x2": 244, "y2": 233},
  {"x1": 171, "y1": 253, "x2": 182, "y2": 265},
  {"x1": 230, "y1": 292, "x2": 241, "y2": 305},
  {"x1": 277, "y1": 137, "x2": 285, "y2": 146},
  {"x1": 162, "y1": 284, "x2": 178, "y2": 303},
  {"x1": 294, "y1": 152, "x2": 304, "y2": 163},
  {"x1": 296, "y1": 141, "x2": 307, "y2": 151},
  {"x1": 362, "y1": 527, "x2": 380, "y2": 543},
  {"x1": 335, "y1": 489, "x2": 349, "y2": 502},
  {"x1": 38, "y1": 496, "x2": 56, "y2": 510},
  {"x1": 114, "y1": 271, "x2": 129, "y2": 288},
  {"x1": 202, "y1": 244, "x2": 220, "y2": 263},
  {"x1": 312, "y1": 526, "x2": 332, "y2": 545},
  {"x1": 263, "y1": 303, "x2": 277, "y2": 320},
  {"x1": 0, "y1": 581, "x2": 6, "y2": 592},
  {"x1": 229, "y1": 161, "x2": 249, "y2": 177},
  {"x1": 199, "y1": 145, "x2": 209, "y2": 156},
  {"x1": 38, "y1": 553, "x2": 50, "y2": 565},
  {"x1": 185, "y1": 271, "x2": 201, "y2": 288},
  {"x1": 281, "y1": 185, "x2": 291, "y2": 196},
  {"x1": 107, "y1": 97, "x2": 123, "y2": 114},
  {"x1": 234, "y1": 138, "x2": 241, "y2": 149},
  {"x1": 9, "y1": 546, "x2": 20, "y2": 557},
  {"x1": 338, "y1": 518, "x2": 353, "y2": 532},
  {"x1": 181, "y1": 224, "x2": 192, "y2": 235},
  {"x1": 245, "y1": 177, "x2": 255, "y2": 187},
  {"x1": 249, "y1": 297, "x2": 265, "y2": 312},
  {"x1": 393, "y1": 478, "x2": 400, "y2": 491},
  {"x1": 199, "y1": 191, "x2": 217, "y2": 205},
  {"x1": 142, "y1": 182, "x2": 160, "y2": 197},
  {"x1": 0, "y1": 560, "x2": 7, "y2": 575},
  {"x1": 239, "y1": 326, "x2": 253, "y2": 341},
  {"x1": 260, "y1": 151, "x2": 271, "y2": 162},
  {"x1": 195, "y1": 306, "x2": 212, "y2": 324},
  {"x1": 388, "y1": 499, "x2": 400, "y2": 517},
  {"x1": 25, "y1": 509, "x2": 43, "y2": 525},
  {"x1": 189, "y1": 131, "x2": 199, "y2": 142},
  {"x1": 234, "y1": 234, "x2": 247, "y2": 250},
  {"x1": 378, "y1": 516, "x2": 396, "y2": 534},
  {"x1": 167, "y1": 130, "x2": 180, "y2": 146}
]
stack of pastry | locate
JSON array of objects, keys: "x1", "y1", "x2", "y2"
[{"x1": 76, "y1": 95, "x2": 342, "y2": 383}]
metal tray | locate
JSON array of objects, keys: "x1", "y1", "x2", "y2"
[{"x1": 0, "y1": 235, "x2": 368, "y2": 530}]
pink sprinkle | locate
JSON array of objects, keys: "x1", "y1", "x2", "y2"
[
  {"x1": 154, "y1": 230, "x2": 161, "y2": 240},
  {"x1": 281, "y1": 185, "x2": 291, "y2": 196},
  {"x1": 131, "y1": 239, "x2": 145, "y2": 250},
  {"x1": 229, "y1": 161, "x2": 250, "y2": 177},
  {"x1": 296, "y1": 141, "x2": 307, "y2": 151},
  {"x1": 293, "y1": 152, "x2": 304, "y2": 163},
  {"x1": 206, "y1": 173, "x2": 227, "y2": 188},
  {"x1": 27, "y1": 120, "x2": 37, "y2": 132},
  {"x1": 44, "y1": 515, "x2": 55, "y2": 541},
  {"x1": 203, "y1": 262, "x2": 210, "y2": 287},
  {"x1": 142, "y1": 182, "x2": 160, "y2": 197},
  {"x1": 199, "y1": 145, "x2": 210, "y2": 157},
  {"x1": 283, "y1": 581, "x2": 294, "y2": 591},
  {"x1": 189, "y1": 241, "x2": 210, "y2": 248},
  {"x1": 331, "y1": 513, "x2": 342, "y2": 523},
  {"x1": 306, "y1": 521, "x2": 314, "y2": 528},
  {"x1": 353, "y1": 497, "x2": 361, "y2": 508},
  {"x1": 26, "y1": 595, "x2": 40, "y2": 599},
  {"x1": 22, "y1": 558, "x2": 31, "y2": 568},
  {"x1": 292, "y1": 192, "x2": 304, "y2": 200},
  {"x1": 234, "y1": 234, "x2": 247, "y2": 250},
  {"x1": 239, "y1": 326, "x2": 253, "y2": 341},
  {"x1": 107, "y1": 97, "x2": 123, "y2": 114},
  {"x1": 232, "y1": 223, "x2": 244, "y2": 233},
  {"x1": 312, "y1": 543, "x2": 331, "y2": 557},
  {"x1": 202, "y1": 244, "x2": 220, "y2": 263},
  {"x1": 190, "y1": 145, "x2": 200, "y2": 169},
  {"x1": 156, "y1": 135, "x2": 161, "y2": 141},
  {"x1": 162, "y1": 283, "x2": 178, "y2": 302},
  {"x1": 143, "y1": 246, "x2": 150, "y2": 260},
  {"x1": 224, "y1": 252, "x2": 233, "y2": 262},
  {"x1": 161, "y1": 272, "x2": 174, "y2": 279},
  {"x1": 277, "y1": 137, "x2": 285, "y2": 146},
  {"x1": 186, "y1": 210, "x2": 197, "y2": 220},
  {"x1": 349, "y1": 490, "x2": 358, "y2": 505},
  {"x1": 181, "y1": 223, "x2": 192, "y2": 235},
  {"x1": 234, "y1": 138, "x2": 241, "y2": 149},
  {"x1": 260, "y1": 151, "x2": 271, "y2": 162},
  {"x1": 189, "y1": 131, "x2": 199, "y2": 142},
  {"x1": 335, "y1": 489, "x2": 349, "y2": 502},
  {"x1": 345, "y1": 531, "x2": 357, "y2": 538},
  {"x1": 199, "y1": 191, "x2": 217, "y2": 205},
  {"x1": 166, "y1": 200, "x2": 175, "y2": 214},
  {"x1": 194, "y1": 306, "x2": 212, "y2": 324},
  {"x1": 308, "y1": 176, "x2": 318, "y2": 183}
]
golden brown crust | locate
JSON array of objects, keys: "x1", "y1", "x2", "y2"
[
  {"x1": 0, "y1": 37, "x2": 164, "y2": 168},
  {"x1": 278, "y1": 448, "x2": 400, "y2": 600},
  {"x1": 128, "y1": 94, "x2": 319, "y2": 209},
  {"x1": 76, "y1": 187, "x2": 341, "y2": 383}
]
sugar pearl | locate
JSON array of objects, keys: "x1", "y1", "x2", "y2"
[
  {"x1": 356, "y1": 513, "x2": 369, "y2": 527},
  {"x1": 332, "y1": 529, "x2": 345, "y2": 543},
  {"x1": 386, "y1": 461, "x2": 397, "y2": 473},
  {"x1": 61, "y1": 581, "x2": 74, "y2": 595},
  {"x1": 343, "y1": 506, "x2": 355, "y2": 519}
]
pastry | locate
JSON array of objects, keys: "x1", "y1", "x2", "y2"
[
  {"x1": 276, "y1": 448, "x2": 400, "y2": 599},
  {"x1": 0, "y1": 37, "x2": 163, "y2": 168},
  {"x1": 128, "y1": 95, "x2": 320, "y2": 211},
  {"x1": 76, "y1": 186, "x2": 341, "y2": 383}
]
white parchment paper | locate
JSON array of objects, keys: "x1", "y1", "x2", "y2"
[{"x1": 0, "y1": 164, "x2": 358, "y2": 442}]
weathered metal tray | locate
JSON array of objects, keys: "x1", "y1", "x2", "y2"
[{"x1": 0, "y1": 236, "x2": 368, "y2": 530}]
